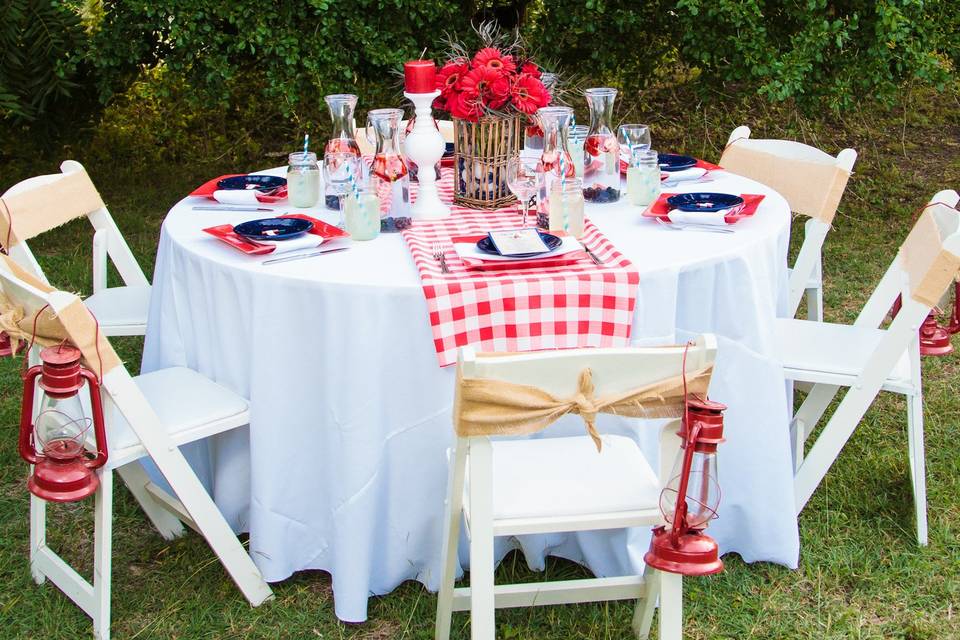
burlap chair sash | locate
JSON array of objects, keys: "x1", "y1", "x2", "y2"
[
  {"x1": 0, "y1": 169, "x2": 105, "y2": 250},
  {"x1": 899, "y1": 203, "x2": 960, "y2": 307},
  {"x1": 0, "y1": 255, "x2": 120, "y2": 376},
  {"x1": 454, "y1": 363, "x2": 713, "y2": 451},
  {"x1": 719, "y1": 143, "x2": 850, "y2": 224}
]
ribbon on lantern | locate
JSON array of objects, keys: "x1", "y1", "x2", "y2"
[
  {"x1": 453, "y1": 359, "x2": 713, "y2": 451},
  {"x1": 0, "y1": 255, "x2": 120, "y2": 377}
]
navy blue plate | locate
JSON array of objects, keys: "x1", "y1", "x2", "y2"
[
  {"x1": 477, "y1": 232, "x2": 562, "y2": 258},
  {"x1": 234, "y1": 217, "x2": 313, "y2": 242},
  {"x1": 666, "y1": 192, "x2": 745, "y2": 213},
  {"x1": 217, "y1": 174, "x2": 287, "y2": 193},
  {"x1": 658, "y1": 153, "x2": 698, "y2": 172}
]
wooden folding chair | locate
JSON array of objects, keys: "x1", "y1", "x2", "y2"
[
  {"x1": 721, "y1": 126, "x2": 857, "y2": 321},
  {"x1": 0, "y1": 255, "x2": 273, "y2": 640},
  {"x1": 435, "y1": 336, "x2": 718, "y2": 640},
  {"x1": 780, "y1": 190, "x2": 960, "y2": 545},
  {"x1": 1, "y1": 160, "x2": 151, "y2": 336}
]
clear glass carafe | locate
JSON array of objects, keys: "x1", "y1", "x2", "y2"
[
  {"x1": 535, "y1": 106, "x2": 576, "y2": 222},
  {"x1": 324, "y1": 94, "x2": 361, "y2": 209},
  {"x1": 583, "y1": 88, "x2": 620, "y2": 203},
  {"x1": 367, "y1": 108, "x2": 410, "y2": 230}
]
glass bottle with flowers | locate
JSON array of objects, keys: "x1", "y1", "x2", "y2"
[{"x1": 432, "y1": 22, "x2": 555, "y2": 210}]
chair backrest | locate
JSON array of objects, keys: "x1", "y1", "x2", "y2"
[
  {"x1": 455, "y1": 335, "x2": 717, "y2": 442},
  {"x1": 853, "y1": 191, "x2": 960, "y2": 369},
  {"x1": 720, "y1": 126, "x2": 857, "y2": 225},
  {"x1": 0, "y1": 254, "x2": 165, "y2": 445},
  {"x1": 0, "y1": 161, "x2": 148, "y2": 289}
]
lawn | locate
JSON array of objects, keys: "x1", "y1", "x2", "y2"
[{"x1": 1, "y1": 88, "x2": 959, "y2": 639}]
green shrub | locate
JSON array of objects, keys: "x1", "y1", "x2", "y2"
[
  {"x1": 0, "y1": 0, "x2": 93, "y2": 122},
  {"x1": 672, "y1": 0, "x2": 956, "y2": 109}
]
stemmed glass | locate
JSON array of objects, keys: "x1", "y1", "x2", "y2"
[
  {"x1": 323, "y1": 152, "x2": 361, "y2": 229},
  {"x1": 506, "y1": 156, "x2": 540, "y2": 228},
  {"x1": 618, "y1": 124, "x2": 652, "y2": 166}
]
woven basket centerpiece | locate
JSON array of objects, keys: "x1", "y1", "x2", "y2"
[{"x1": 453, "y1": 115, "x2": 522, "y2": 210}]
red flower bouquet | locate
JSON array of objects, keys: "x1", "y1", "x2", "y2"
[{"x1": 432, "y1": 52, "x2": 551, "y2": 123}]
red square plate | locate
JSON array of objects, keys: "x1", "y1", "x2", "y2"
[
  {"x1": 203, "y1": 213, "x2": 349, "y2": 255},
  {"x1": 642, "y1": 193, "x2": 766, "y2": 224}
]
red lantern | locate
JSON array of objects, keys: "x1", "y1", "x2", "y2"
[
  {"x1": 891, "y1": 294, "x2": 954, "y2": 357},
  {"x1": 645, "y1": 397, "x2": 725, "y2": 576},
  {"x1": 947, "y1": 280, "x2": 960, "y2": 335},
  {"x1": 18, "y1": 344, "x2": 108, "y2": 502}
]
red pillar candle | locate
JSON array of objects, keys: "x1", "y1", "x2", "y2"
[{"x1": 404, "y1": 60, "x2": 437, "y2": 94}]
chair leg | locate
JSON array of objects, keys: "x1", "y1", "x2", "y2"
[
  {"x1": 467, "y1": 439, "x2": 496, "y2": 640},
  {"x1": 116, "y1": 461, "x2": 185, "y2": 541},
  {"x1": 658, "y1": 572, "x2": 682, "y2": 640},
  {"x1": 436, "y1": 440, "x2": 468, "y2": 640},
  {"x1": 29, "y1": 490, "x2": 47, "y2": 585},
  {"x1": 93, "y1": 468, "x2": 114, "y2": 640},
  {"x1": 632, "y1": 564, "x2": 661, "y2": 639},
  {"x1": 806, "y1": 285, "x2": 823, "y2": 322},
  {"x1": 906, "y1": 392, "x2": 929, "y2": 545}
]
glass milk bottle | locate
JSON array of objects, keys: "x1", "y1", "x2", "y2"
[
  {"x1": 287, "y1": 151, "x2": 320, "y2": 208},
  {"x1": 583, "y1": 88, "x2": 621, "y2": 203},
  {"x1": 343, "y1": 185, "x2": 381, "y2": 241},
  {"x1": 627, "y1": 149, "x2": 661, "y2": 207},
  {"x1": 368, "y1": 108, "x2": 410, "y2": 231},
  {"x1": 535, "y1": 106, "x2": 576, "y2": 225},
  {"x1": 323, "y1": 94, "x2": 361, "y2": 209},
  {"x1": 548, "y1": 177, "x2": 585, "y2": 238}
]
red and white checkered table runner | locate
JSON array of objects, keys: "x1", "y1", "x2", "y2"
[{"x1": 402, "y1": 170, "x2": 640, "y2": 366}]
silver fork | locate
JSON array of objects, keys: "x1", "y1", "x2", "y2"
[{"x1": 432, "y1": 242, "x2": 451, "y2": 274}]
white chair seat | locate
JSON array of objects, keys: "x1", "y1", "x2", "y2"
[
  {"x1": 776, "y1": 318, "x2": 914, "y2": 393},
  {"x1": 84, "y1": 285, "x2": 151, "y2": 332},
  {"x1": 467, "y1": 435, "x2": 661, "y2": 522},
  {"x1": 103, "y1": 367, "x2": 248, "y2": 466}
]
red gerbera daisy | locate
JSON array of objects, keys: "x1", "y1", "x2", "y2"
[
  {"x1": 449, "y1": 89, "x2": 484, "y2": 122},
  {"x1": 472, "y1": 47, "x2": 517, "y2": 76},
  {"x1": 511, "y1": 74, "x2": 550, "y2": 115},
  {"x1": 436, "y1": 60, "x2": 469, "y2": 99},
  {"x1": 488, "y1": 75, "x2": 512, "y2": 109},
  {"x1": 521, "y1": 62, "x2": 542, "y2": 79}
]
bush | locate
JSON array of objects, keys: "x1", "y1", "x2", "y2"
[
  {"x1": 672, "y1": 0, "x2": 957, "y2": 109},
  {"x1": 0, "y1": 0, "x2": 94, "y2": 123}
]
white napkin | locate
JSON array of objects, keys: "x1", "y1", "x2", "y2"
[
  {"x1": 258, "y1": 234, "x2": 322, "y2": 254},
  {"x1": 665, "y1": 209, "x2": 730, "y2": 226},
  {"x1": 661, "y1": 167, "x2": 707, "y2": 183},
  {"x1": 455, "y1": 235, "x2": 584, "y2": 263},
  {"x1": 213, "y1": 189, "x2": 261, "y2": 205}
]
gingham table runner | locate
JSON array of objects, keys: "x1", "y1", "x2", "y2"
[{"x1": 402, "y1": 170, "x2": 640, "y2": 366}]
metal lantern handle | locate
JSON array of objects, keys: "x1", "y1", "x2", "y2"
[
  {"x1": 17, "y1": 364, "x2": 43, "y2": 465},
  {"x1": 79, "y1": 368, "x2": 108, "y2": 470},
  {"x1": 668, "y1": 420, "x2": 703, "y2": 547}
]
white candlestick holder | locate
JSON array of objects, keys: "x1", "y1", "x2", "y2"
[{"x1": 404, "y1": 90, "x2": 451, "y2": 219}]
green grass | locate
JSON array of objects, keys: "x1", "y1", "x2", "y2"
[{"x1": 1, "y1": 87, "x2": 960, "y2": 639}]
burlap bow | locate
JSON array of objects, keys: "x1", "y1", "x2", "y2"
[
  {"x1": 453, "y1": 364, "x2": 713, "y2": 451},
  {"x1": 0, "y1": 255, "x2": 120, "y2": 375}
]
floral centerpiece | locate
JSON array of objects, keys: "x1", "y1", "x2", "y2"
[{"x1": 432, "y1": 26, "x2": 553, "y2": 209}]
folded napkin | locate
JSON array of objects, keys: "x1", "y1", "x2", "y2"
[
  {"x1": 666, "y1": 208, "x2": 736, "y2": 226},
  {"x1": 213, "y1": 189, "x2": 261, "y2": 205},
  {"x1": 257, "y1": 234, "x2": 323, "y2": 254},
  {"x1": 661, "y1": 167, "x2": 708, "y2": 183}
]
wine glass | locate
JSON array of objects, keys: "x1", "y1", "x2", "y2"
[
  {"x1": 323, "y1": 152, "x2": 360, "y2": 229},
  {"x1": 618, "y1": 124, "x2": 652, "y2": 167},
  {"x1": 506, "y1": 156, "x2": 540, "y2": 228}
]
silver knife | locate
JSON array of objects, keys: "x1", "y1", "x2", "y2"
[
  {"x1": 262, "y1": 247, "x2": 348, "y2": 265},
  {"x1": 584, "y1": 247, "x2": 604, "y2": 265},
  {"x1": 193, "y1": 205, "x2": 275, "y2": 212}
]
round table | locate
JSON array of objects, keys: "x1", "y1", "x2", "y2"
[{"x1": 143, "y1": 168, "x2": 799, "y2": 622}]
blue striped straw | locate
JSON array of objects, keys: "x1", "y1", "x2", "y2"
[
  {"x1": 346, "y1": 160, "x2": 362, "y2": 202},
  {"x1": 558, "y1": 152, "x2": 569, "y2": 232},
  {"x1": 303, "y1": 134, "x2": 310, "y2": 156}
]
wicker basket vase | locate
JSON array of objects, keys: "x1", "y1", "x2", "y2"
[{"x1": 453, "y1": 114, "x2": 522, "y2": 209}]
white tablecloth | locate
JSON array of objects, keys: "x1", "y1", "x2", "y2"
[{"x1": 142, "y1": 169, "x2": 799, "y2": 622}]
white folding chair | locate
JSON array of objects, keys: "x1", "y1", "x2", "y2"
[
  {"x1": 0, "y1": 255, "x2": 273, "y2": 640},
  {"x1": 435, "y1": 336, "x2": 718, "y2": 640},
  {"x1": 1, "y1": 160, "x2": 152, "y2": 336},
  {"x1": 721, "y1": 126, "x2": 857, "y2": 321},
  {"x1": 781, "y1": 190, "x2": 960, "y2": 545}
]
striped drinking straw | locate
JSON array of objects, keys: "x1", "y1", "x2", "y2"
[
  {"x1": 558, "y1": 151, "x2": 569, "y2": 232},
  {"x1": 346, "y1": 161, "x2": 362, "y2": 202}
]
